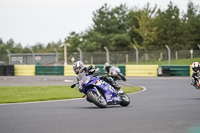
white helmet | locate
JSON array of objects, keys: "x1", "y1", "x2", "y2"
[
  {"x1": 105, "y1": 62, "x2": 109, "y2": 67},
  {"x1": 192, "y1": 62, "x2": 199, "y2": 72},
  {"x1": 73, "y1": 61, "x2": 84, "y2": 74}
]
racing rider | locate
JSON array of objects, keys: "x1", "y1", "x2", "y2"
[
  {"x1": 71, "y1": 61, "x2": 121, "y2": 92},
  {"x1": 191, "y1": 62, "x2": 200, "y2": 89}
]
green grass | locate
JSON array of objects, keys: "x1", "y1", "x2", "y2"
[{"x1": 0, "y1": 86, "x2": 142, "y2": 104}]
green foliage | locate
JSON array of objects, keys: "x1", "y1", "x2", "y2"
[
  {"x1": 130, "y1": 3, "x2": 158, "y2": 50},
  {"x1": 155, "y1": 2, "x2": 185, "y2": 50},
  {"x1": 182, "y1": 1, "x2": 200, "y2": 49},
  {"x1": 82, "y1": 4, "x2": 131, "y2": 51}
]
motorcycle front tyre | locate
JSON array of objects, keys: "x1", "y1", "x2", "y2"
[
  {"x1": 87, "y1": 90, "x2": 107, "y2": 108},
  {"x1": 119, "y1": 93, "x2": 130, "y2": 106}
]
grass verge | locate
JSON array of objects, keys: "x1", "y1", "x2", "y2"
[{"x1": 0, "y1": 86, "x2": 142, "y2": 104}]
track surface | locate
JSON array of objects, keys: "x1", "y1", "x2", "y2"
[{"x1": 0, "y1": 76, "x2": 200, "y2": 133}]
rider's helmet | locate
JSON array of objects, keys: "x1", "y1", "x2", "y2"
[
  {"x1": 192, "y1": 62, "x2": 200, "y2": 72},
  {"x1": 73, "y1": 61, "x2": 84, "y2": 74},
  {"x1": 104, "y1": 62, "x2": 109, "y2": 67}
]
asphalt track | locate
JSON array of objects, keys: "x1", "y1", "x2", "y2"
[{"x1": 0, "y1": 76, "x2": 200, "y2": 133}]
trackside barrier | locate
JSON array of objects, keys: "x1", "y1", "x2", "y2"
[
  {"x1": 126, "y1": 65, "x2": 159, "y2": 77},
  {"x1": 162, "y1": 66, "x2": 190, "y2": 76},
  {"x1": 14, "y1": 65, "x2": 35, "y2": 76},
  {"x1": 118, "y1": 66, "x2": 126, "y2": 76},
  {"x1": 6, "y1": 65, "x2": 15, "y2": 76},
  {"x1": 64, "y1": 65, "x2": 76, "y2": 76},
  {"x1": 190, "y1": 65, "x2": 193, "y2": 77},
  {"x1": 36, "y1": 66, "x2": 64, "y2": 75},
  {"x1": 94, "y1": 65, "x2": 104, "y2": 76},
  {"x1": 0, "y1": 65, "x2": 6, "y2": 76}
]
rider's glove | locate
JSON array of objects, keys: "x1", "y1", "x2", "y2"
[{"x1": 71, "y1": 83, "x2": 77, "y2": 88}]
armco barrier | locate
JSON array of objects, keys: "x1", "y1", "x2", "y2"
[
  {"x1": 126, "y1": 65, "x2": 159, "y2": 77},
  {"x1": 36, "y1": 66, "x2": 64, "y2": 75},
  {"x1": 15, "y1": 65, "x2": 35, "y2": 76},
  {"x1": 162, "y1": 66, "x2": 190, "y2": 76},
  {"x1": 0, "y1": 65, "x2": 6, "y2": 76}
]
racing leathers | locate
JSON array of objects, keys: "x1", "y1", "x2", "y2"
[{"x1": 191, "y1": 71, "x2": 200, "y2": 89}]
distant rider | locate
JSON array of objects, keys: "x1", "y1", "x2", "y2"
[
  {"x1": 191, "y1": 62, "x2": 200, "y2": 89},
  {"x1": 71, "y1": 61, "x2": 121, "y2": 92},
  {"x1": 104, "y1": 62, "x2": 111, "y2": 74}
]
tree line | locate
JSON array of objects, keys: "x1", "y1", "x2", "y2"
[{"x1": 0, "y1": 1, "x2": 200, "y2": 55}]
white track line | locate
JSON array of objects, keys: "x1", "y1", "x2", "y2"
[
  {"x1": 0, "y1": 86, "x2": 147, "y2": 106},
  {"x1": 129, "y1": 86, "x2": 147, "y2": 95}
]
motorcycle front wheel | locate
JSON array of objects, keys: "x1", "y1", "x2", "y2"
[
  {"x1": 119, "y1": 93, "x2": 130, "y2": 106},
  {"x1": 87, "y1": 90, "x2": 107, "y2": 108}
]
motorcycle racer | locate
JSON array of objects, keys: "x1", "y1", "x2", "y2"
[
  {"x1": 71, "y1": 61, "x2": 121, "y2": 92},
  {"x1": 191, "y1": 62, "x2": 200, "y2": 89},
  {"x1": 104, "y1": 62, "x2": 111, "y2": 74}
]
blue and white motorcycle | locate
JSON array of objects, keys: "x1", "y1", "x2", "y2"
[{"x1": 71, "y1": 70, "x2": 130, "y2": 108}]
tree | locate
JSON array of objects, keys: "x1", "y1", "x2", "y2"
[
  {"x1": 65, "y1": 32, "x2": 83, "y2": 52},
  {"x1": 155, "y1": 2, "x2": 184, "y2": 50},
  {"x1": 182, "y1": 1, "x2": 200, "y2": 49},
  {"x1": 129, "y1": 3, "x2": 158, "y2": 50},
  {"x1": 82, "y1": 4, "x2": 131, "y2": 51}
]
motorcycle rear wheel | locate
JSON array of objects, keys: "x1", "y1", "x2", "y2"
[
  {"x1": 87, "y1": 90, "x2": 107, "y2": 108},
  {"x1": 119, "y1": 93, "x2": 130, "y2": 106}
]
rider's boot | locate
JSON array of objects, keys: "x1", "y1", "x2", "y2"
[
  {"x1": 100, "y1": 76, "x2": 121, "y2": 92},
  {"x1": 107, "y1": 77, "x2": 124, "y2": 93}
]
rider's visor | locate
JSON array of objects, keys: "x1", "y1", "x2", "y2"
[
  {"x1": 75, "y1": 68, "x2": 80, "y2": 73},
  {"x1": 193, "y1": 67, "x2": 198, "y2": 72}
]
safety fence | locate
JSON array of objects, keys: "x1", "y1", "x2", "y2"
[
  {"x1": 0, "y1": 65, "x2": 194, "y2": 77},
  {"x1": 1, "y1": 49, "x2": 200, "y2": 65}
]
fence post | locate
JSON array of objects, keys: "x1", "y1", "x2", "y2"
[
  {"x1": 7, "y1": 49, "x2": 11, "y2": 65},
  {"x1": 133, "y1": 45, "x2": 139, "y2": 64},
  {"x1": 126, "y1": 54, "x2": 128, "y2": 64},
  {"x1": 77, "y1": 48, "x2": 82, "y2": 61},
  {"x1": 190, "y1": 50, "x2": 193, "y2": 59},
  {"x1": 175, "y1": 51, "x2": 178, "y2": 60},
  {"x1": 91, "y1": 56, "x2": 93, "y2": 64},
  {"x1": 165, "y1": 45, "x2": 171, "y2": 65},
  {"x1": 104, "y1": 46, "x2": 110, "y2": 64},
  {"x1": 54, "y1": 48, "x2": 58, "y2": 65},
  {"x1": 160, "y1": 52, "x2": 163, "y2": 60},
  {"x1": 145, "y1": 53, "x2": 148, "y2": 62},
  {"x1": 30, "y1": 48, "x2": 35, "y2": 64}
]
